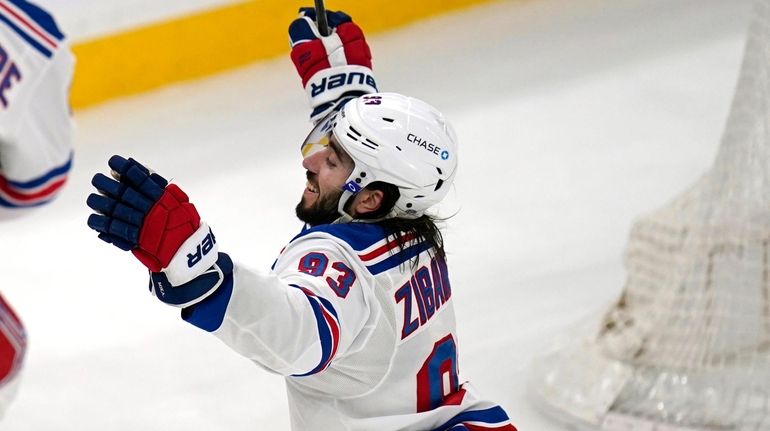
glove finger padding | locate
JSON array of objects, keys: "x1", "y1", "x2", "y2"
[
  {"x1": 87, "y1": 174, "x2": 143, "y2": 246},
  {"x1": 97, "y1": 232, "x2": 135, "y2": 251},
  {"x1": 290, "y1": 18, "x2": 372, "y2": 84},
  {"x1": 87, "y1": 155, "x2": 204, "y2": 273},
  {"x1": 289, "y1": 9, "x2": 353, "y2": 47},
  {"x1": 86, "y1": 192, "x2": 145, "y2": 226},
  {"x1": 108, "y1": 155, "x2": 167, "y2": 199},
  {"x1": 87, "y1": 212, "x2": 140, "y2": 245},
  {"x1": 288, "y1": 8, "x2": 377, "y2": 122},
  {"x1": 90, "y1": 172, "x2": 155, "y2": 213}
]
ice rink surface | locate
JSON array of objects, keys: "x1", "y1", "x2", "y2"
[{"x1": 0, "y1": 0, "x2": 756, "y2": 429}]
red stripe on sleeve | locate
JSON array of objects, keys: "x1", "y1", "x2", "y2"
[{"x1": 0, "y1": 176, "x2": 66, "y2": 202}]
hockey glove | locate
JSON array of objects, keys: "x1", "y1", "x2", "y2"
[
  {"x1": 86, "y1": 155, "x2": 225, "y2": 307},
  {"x1": 289, "y1": 7, "x2": 377, "y2": 122}
]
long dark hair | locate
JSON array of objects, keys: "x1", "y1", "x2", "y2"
[{"x1": 354, "y1": 182, "x2": 447, "y2": 267}]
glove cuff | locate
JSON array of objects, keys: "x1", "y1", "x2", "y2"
[
  {"x1": 304, "y1": 65, "x2": 377, "y2": 112},
  {"x1": 162, "y1": 221, "x2": 218, "y2": 286},
  {"x1": 150, "y1": 253, "x2": 231, "y2": 308}
]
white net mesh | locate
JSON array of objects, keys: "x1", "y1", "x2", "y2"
[{"x1": 529, "y1": 1, "x2": 770, "y2": 429}]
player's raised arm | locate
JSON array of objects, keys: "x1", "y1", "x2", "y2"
[{"x1": 288, "y1": 8, "x2": 377, "y2": 123}]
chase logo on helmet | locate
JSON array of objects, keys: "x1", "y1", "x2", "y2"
[{"x1": 407, "y1": 133, "x2": 447, "y2": 159}]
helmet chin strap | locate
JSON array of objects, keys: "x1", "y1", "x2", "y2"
[
  {"x1": 334, "y1": 187, "x2": 358, "y2": 223},
  {"x1": 335, "y1": 169, "x2": 369, "y2": 223}
]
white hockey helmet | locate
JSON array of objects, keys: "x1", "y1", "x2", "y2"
[{"x1": 301, "y1": 92, "x2": 458, "y2": 219}]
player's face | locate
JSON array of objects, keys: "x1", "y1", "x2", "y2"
[{"x1": 296, "y1": 140, "x2": 354, "y2": 225}]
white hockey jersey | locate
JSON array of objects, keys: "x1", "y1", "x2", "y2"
[
  {"x1": 0, "y1": 0, "x2": 73, "y2": 209},
  {"x1": 183, "y1": 222, "x2": 517, "y2": 431}
]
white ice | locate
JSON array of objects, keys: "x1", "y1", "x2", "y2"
[{"x1": 0, "y1": 0, "x2": 755, "y2": 429}]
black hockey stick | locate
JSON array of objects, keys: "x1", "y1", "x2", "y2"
[{"x1": 315, "y1": 0, "x2": 330, "y2": 36}]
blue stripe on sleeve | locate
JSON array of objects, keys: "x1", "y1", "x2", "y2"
[
  {"x1": 7, "y1": 154, "x2": 72, "y2": 189},
  {"x1": 315, "y1": 295, "x2": 339, "y2": 320},
  {"x1": 0, "y1": 11, "x2": 51, "y2": 57},
  {"x1": 289, "y1": 284, "x2": 335, "y2": 377},
  {"x1": 0, "y1": 195, "x2": 48, "y2": 208},
  {"x1": 7, "y1": 0, "x2": 64, "y2": 40}
]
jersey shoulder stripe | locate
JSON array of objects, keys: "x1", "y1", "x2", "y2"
[
  {"x1": 289, "y1": 284, "x2": 340, "y2": 376},
  {"x1": 0, "y1": 0, "x2": 64, "y2": 58},
  {"x1": 292, "y1": 222, "x2": 431, "y2": 275},
  {"x1": 366, "y1": 239, "x2": 431, "y2": 275},
  {"x1": 293, "y1": 222, "x2": 388, "y2": 250},
  {"x1": 0, "y1": 153, "x2": 71, "y2": 207}
]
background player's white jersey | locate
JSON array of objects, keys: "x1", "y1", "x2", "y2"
[
  {"x1": 0, "y1": 0, "x2": 73, "y2": 210},
  {"x1": 183, "y1": 222, "x2": 516, "y2": 431},
  {"x1": 0, "y1": 0, "x2": 69, "y2": 419}
]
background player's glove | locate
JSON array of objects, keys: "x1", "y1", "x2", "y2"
[
  {"x1": 86, "y1": 155, "x2": 224, "y2": 307},
  {"x1": 289, "y1": 8, "x2": 377, "y2": 122}
]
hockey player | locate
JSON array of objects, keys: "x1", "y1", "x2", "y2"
[
  {"x1": 0, "y1": 0, "x2": 75, "y2": 419},
  {"x1": 86, "y1": 8, "x2": 517, "y2": 431},
  {"x1": 0, "y1": 0, "x2": 73, "y2": 212}
]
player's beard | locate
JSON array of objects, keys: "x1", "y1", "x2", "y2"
[{"x1": 295, "y1": 186, "x2": 344, "y2": 226}]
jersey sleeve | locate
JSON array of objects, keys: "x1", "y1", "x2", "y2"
[
  {"x1": 0, "y1": 2, "x2": 74, "y2": 208},
  {"x1": 182, "y1": 238, "x2": 372, "y2": 377}
]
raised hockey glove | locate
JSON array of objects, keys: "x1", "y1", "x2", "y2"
[
  {"x1": 86, "y1": 155, "x2": 223, "y2": 307},
  {"x1": 289, "y1": 7, "x2": 377, "y2": 122}
]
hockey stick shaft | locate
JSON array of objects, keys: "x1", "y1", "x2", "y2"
[{"x1": 314, "y1": 0, "x2": 330, "y2": 36}]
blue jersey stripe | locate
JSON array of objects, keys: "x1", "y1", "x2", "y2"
[
  {"x1": 367, "y1": 240, "x2": 432, "y2": 275},
  {"x1": 293, "y1": 222, "x2": 387, "y2": 251},
  {"x1": 0, "y1": 195, "x2": 49, "y2": 208},
  {"x1": 0, "y1": 10, "x2": 51, "y2": 57},
  {"x1": 292, "y1": 222, "x2": 436, "y2": 275},
  {"x1": 290, "y1": 285, "x2": 337, "y2": 377},
  {"x1": 7, "y1": 153, "x2": 72, "y2": 189},
  {"x1": 315, "y1": 295, "x2": 339, "y2": 320},
  {"x1": 6, "y1": 0, "x2": 64, "y2": 40}
]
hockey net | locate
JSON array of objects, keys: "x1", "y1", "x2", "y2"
[{"x1": 529, "y1": 1, "x2": 770, "y2": 430}]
